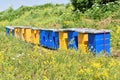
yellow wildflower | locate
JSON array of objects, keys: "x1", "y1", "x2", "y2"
[
  {"x1": 64, "y1": 21, "x2": 70, "y2": 25},
  {"x1": 110, "y1": 48, "x2": 114, "y2": 52},
  {"x1": 118, "y1": 61, "x2": 120, "y2": 66},
  {"x1": 43, "y1": 76, "x2": 49, "y2": 80},
  {"x1": 116, "y1": 26, "x2": 120, "y2": 34},
  {"x1": 79, "y1": 69, "x2": 84, "y2": 74},
  {"x1": 101, "y1": 71, "x2": 109, "y2": 79},
  {"x1": 0, "y1": 52, "x2": 4, "y2": 63},
  {"x1": 94, "y1": 72, "x2": 100, "y2": 79},
  {"x1": 50, "y1": 56, "x2": 55, "y2": 65},
  {"x1": 43, "y1": 61, "x2": 47, "y2": 65},
  {"x1": 46, "y1": 52, "x2": 53, "y2": 55},
  {"x1": 91, "y1": 62, "x2": 101, "y2": 68},
  {"x1": 33, "y1": 45, "x2": 39, "y2": 52},
  {"x1": 109, "y1": 59, "x2": 116, "y2": 67},
  {"x1": 85, "y1": 68, "x2": 92, "y2": 74},
  {"x1": 95, "y1": 71, "x2": 109, "y2": 79}
]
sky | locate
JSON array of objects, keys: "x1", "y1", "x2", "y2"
[{"x1": 0, "y1": 0, "x2": 70, "y2": 12}]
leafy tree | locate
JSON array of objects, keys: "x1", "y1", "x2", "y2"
[{"x1": 70, "y1": 0, "x2": 118, "y2": 12}]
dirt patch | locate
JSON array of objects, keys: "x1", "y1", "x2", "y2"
[
  {"x1": 111, "y1": 50, "x2": 120, "y2": 58},
  {"x1": 97, "y1": 17, "x2": 112, "y2": 28},
  {"x1": 112, "y1": 19, "x2": 120, "y2": 24}
]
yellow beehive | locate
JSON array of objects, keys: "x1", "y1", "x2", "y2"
[
  {"x1": 59, "y1": 31, "x2": 68, "y2": 49},
  {"x1": 14, "y1": 27, "x2": 21, "y2": 39},
  {"x1": 10, "y1": 29, "x2": 13, "y2": 36},
  {"x1": 19, "y1": 28, "x2": 25, "y2": 41},
  {"x1": 78, "y1": 33, "x2": 88, "y2": 52},
  {"x1": 14, "y1": 28, "x2": 18, "y2": 38},
  {"x1": 24, "y1": 27, "x2": 32, "y2": 43},
  {"x1": 31, "y1": 28, "x2": 40, "y2": 45},
  {"x1": 18, "y1": 28, "x2": 22, "y2": 39}
]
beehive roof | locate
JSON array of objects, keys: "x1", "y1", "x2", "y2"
[
  {"x1": 87, "y1": 29, "x2": 111, "y2": 34},
  {"x1": 6, "y1": 26, "x2": 14, "y2": 30}
]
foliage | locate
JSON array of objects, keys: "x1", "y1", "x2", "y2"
[
  {"x1": 111, "y1": 26, "x2": 120, "y2": 49},
  {"x1": 0, "y1": 3, "x2": 55, "y2": 22},
  {"x1": 85, "y1": 1, "x2": 120, "y2": 20},
  {"x1": 71, "y1": 0, "x2": 94, "y2": 12},
  {"x1": 70, "y1": 0, "x2": 118, "y2": 12}
]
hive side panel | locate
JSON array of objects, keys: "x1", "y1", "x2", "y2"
[
  {"x1": 59, "y1": 32, "x2": 68, "y2": 49},
  {"x1": 25, "y1": 28, "x2": 32, "y2": 43},
  {"x1": 78, "y1": 33, "x2": 88, "y2": 52}
]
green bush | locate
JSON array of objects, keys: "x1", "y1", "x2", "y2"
[
  {"x1": 70, "y1": 0, "x2": 118, "y2": 12},
  {"x1": 85, "y1": 1, "x2": 120, "y2": 20}
]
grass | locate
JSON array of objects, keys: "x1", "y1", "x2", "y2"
[{"x1": 0, "y1": 27, "x2": 120, "y2": 80}]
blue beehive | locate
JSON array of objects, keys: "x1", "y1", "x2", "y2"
[
  {"x1": 44, "y1": 29, "x2": 59, "y2": 49},
  {"x1": 68, "y1": 29, "x2": 78, "y2": 50},
  {"x1": 49, "y1": 29, "x2": 59, "y2": 49},
  {"x1": 88, "y1": 29, "x2": 111, "y2": 55},
  {"x1": 6, "y1": 26, "x2": 14, "y2": 36},
  {"x1": 46, "y1": 30, "x2": 52, "y2": 48},
  {"x1": 40, "y1": 29, "x2": 53, "y2": 48},
  {"x1": 40, "y1": 29, "x2": 47, "y2": 47},
  {"x1": 45, "y1": 30, "x2": 49, "y2": 47}
]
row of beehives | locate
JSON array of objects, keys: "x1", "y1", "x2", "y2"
[{"x1": 6, "y1": 26, "x2": 111, "y2": 55}]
